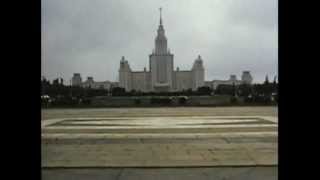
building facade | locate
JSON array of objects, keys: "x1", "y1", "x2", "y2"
[
  {"x1": 71, "y1": 73, "x2": 117, "y2": 90},
  {"x1": 71, "y1": 9, "x2": 253, "y2": 92},
  {"x1": 71, "y1": 73, "x2": 82, "y2": 86},
  {"x1": 209, "y1": 71, "x2": 253, "y2": 90},
  {"x1": 119, "y1": 9, "x2": 205, "y2": 92}
]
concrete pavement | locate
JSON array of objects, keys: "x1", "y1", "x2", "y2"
[{"x1": 42, "y1": 107, "x2": 278, "y2": 180}]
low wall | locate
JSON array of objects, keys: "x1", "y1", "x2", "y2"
[{"x1": 91, "y1": 95, "x2": 232, "y2": 107}]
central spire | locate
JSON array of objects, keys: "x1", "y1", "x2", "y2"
[
  {"x1": 155, "y1": 7, "x2": 168, "y2": 54},
  {"x1": 159, "y1": 7, "x2": 162, "y2": 25}
]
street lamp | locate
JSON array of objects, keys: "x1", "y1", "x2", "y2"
[{"x1": 70, "y1": 79, "x2": 72, "y2": 97}]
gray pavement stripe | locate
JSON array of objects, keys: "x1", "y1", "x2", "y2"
[
  {"x1": 42, "y1": 132, "x2": 277, "y2": 139},
  {"x1": 44, "y1": 124, "x2": 277, "y2": 129}
]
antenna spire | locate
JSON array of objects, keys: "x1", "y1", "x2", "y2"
[{"x1": 159, "y1": 7, "x2": 162, "y2": 25}]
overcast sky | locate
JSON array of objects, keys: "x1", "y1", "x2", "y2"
[{"x1": 42, "y1": 0, "x2": 278, "y2": 84}]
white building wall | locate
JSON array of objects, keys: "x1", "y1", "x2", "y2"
[
  {"x1": 149, "y1": 55, "x2": 157, "y2": 91},
  {"x1": 119, "y1": 57, "x2": 132, "y2": 91},
  {"x1": 212, "y1": 80, "x2": 242, "y2": 90},
  {"x1": 175, "y1": 71, "x2": 193, "y2": 91},
  {"x1": 191, "y1": 56, "x2": 205, "y2": 90},
  {"x1": 193, "y1": 69, "x2": 204, "y2": 90},
  {"x1": 131, "y1": 72, "x2": 146, "y2": 91},
  {"x1": 149, "y1": 54, "x2": 174, "y2": 91}
]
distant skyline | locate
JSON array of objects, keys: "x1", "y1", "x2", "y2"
[{"x1": 42, "y1": 0, "x2": 278, "y2": 84}]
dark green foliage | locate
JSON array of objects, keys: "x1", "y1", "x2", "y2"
[
  {"x1": 178, "y1": 96, "x2": 187, "y2": 104},
  {"x1": 111, "y1": 87, "x2": 126, "y2": 96},
  {"x1": 214, "y1": 82, "x2": 278, "y2": 105},
  {"x1": 232, "y1": 83, "x2": 236, "y2": 97},
  {"x1": 150, "y1": 97, "x2": 172, "y2": 105},
  {"x1": 85, "y1": 88, "x2": 108, "y2": 97},
  {"x1": 41, "y1": 77, "x2": 108, "y2": 107},
  {"x1": 237, "y1": 84, "x2": 252, "y2": 97},
  {"x1": 264, "y1": 75, "x2": 269, "y2": 85},
  {"x1": 134, "y1": 98, "x2": 141, "y2": 105},
  {"x1": 41, "y1": 76, "x2": 278, "y2": 107},
  {"x1": 112, "y1": 88, "x2": 212, "y2": 96},
  {"x1": 230, "y1": 96, "x2": 238, "y2": 103},
  {"x1": 215, "y1": 84, "x2": 234, "y2": 95},
  {"x1": 197, "y1": 86, "x2": 212, "y2": 95}
]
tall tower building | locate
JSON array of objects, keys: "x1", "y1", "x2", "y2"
[
  {"x1": 119, "y1": 56, "x2": 132, "y2": 90},
  {"x1": 241, "y1": 71, "x2": 253, "y2": 84},
  {"x1": 118, "y1": 8, "x2": 206, "y2": 92},
  {"x1": 149, "y1": 8, "x2": 174, "y2": 92},
  {"x1": 192, "y1": 55, "x2": 205, "y2": 90},
  {"x1": 71, "y1": 73, "x2": 82, "y2": 86}
]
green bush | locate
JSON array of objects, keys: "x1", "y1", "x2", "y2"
[
  {"x1": 150, "y1": 97, "x2": 172, "y2": 105},
  {"x1": 230, "y1": 96, "x2": 238, "y2": 103},
  {"x1": 178, "y1": 97, "x2": 187, "y2": 104},
  {"x1": 134, "y1": 99, "x2": 141, "y2": 105}
]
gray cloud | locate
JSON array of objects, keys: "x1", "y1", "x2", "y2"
[{"x1": 42, "y1": 0, "x2": 278, "y2": 83}]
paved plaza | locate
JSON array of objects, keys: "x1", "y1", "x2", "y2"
[
  {"x1": 42, "y1": 167, "x2": 277, "y2": 180},
  {"x1": 42, "y1": 107, "x2": 277, "y2": 179}
]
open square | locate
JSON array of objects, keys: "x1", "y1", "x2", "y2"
[{"x1": 42, "y1": 107, "x2": 277, "y2": 168}]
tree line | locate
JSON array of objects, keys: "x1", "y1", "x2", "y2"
[{"x1": 41, "y1": 76, "x2": 277, "y2": 107}]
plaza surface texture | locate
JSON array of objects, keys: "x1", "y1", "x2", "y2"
[{"x1": 42, "y1": 106, "x2": 277, "y2": 179}]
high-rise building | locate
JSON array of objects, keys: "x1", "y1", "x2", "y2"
[
  {"x1": 241, "y1": 71, "x2": 253, "y2": 84},
  {"x1": 210, "y1": 71, "x2": 254, "y2": 90},
  {"x1": 71, "y1": 8, "x2": 253, "y2": 92},
  {"x1": 71, "y1": 73, "x2": 82, "y2": 86},
  {"x1": 119, "y1": 8, "x2": 204, "y2": 92}
]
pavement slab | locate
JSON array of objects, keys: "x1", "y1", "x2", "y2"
[
  {"x1": 42, "y1": 113, "x2": 277, "y2": 167},
  {"x1": 42, "y1": 167, "x2": 278, "y2": 180}
]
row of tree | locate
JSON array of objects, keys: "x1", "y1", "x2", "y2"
[
  {"x1": 41, "y1": 77, "x2": 278, "y2": 107},
  {"x1": 110, "y1": 86, "x2": 212, "y2": 96},
  {"x1": 215, "y1": 77, "x2": 278, "y2": 103},
  {"x1": 41, "y1": 78, "x2": 214, "y2": 98}
]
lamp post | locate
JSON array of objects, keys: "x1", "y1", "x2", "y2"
[
  {"x1": 70, "y1": 79, "x2": 72, "y2": 97},
  {"x1": 41, "y1": 76, "x2": 45, "y2": 96}
]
